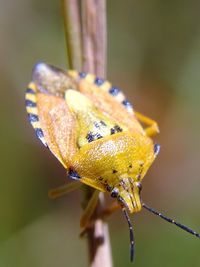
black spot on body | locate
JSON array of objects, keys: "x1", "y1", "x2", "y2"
[
  {"x1": 112, "y1": 169, "x2": 117, "y2": 174},
  {"x1": 34, "y1": 128, "x2": 48, "y2": 147},
  {"x1": 140, "y1": 162, "x2": 144, "y2": 167},
  {"x1": 110, "y1": 128, "x2": 115, "y2": 135},
  {"x1": 86, "y1": 132, "x2": 103, "y2": 143},
  {"x1": 95, "y1": 77, "x2": 104, "y2": 86},
  {"x1": 26, "y1": 88, "x2": 35, "y2": 94},
  {"x1": 94, "y1": 120, "x2": 107, "y2": 129},
  {"x1": 154, "y1": 144, "x2": 160, "y2": 155},
  {"x1": 25, "y1": 100, "x2": 36, "y2": 107},
  {"x1": 68, "y1": 168, "x2": 81, "y2": 180},
  {"x1": 94, "y1": 122, "x2": 101, "y2": 129},
  {"x1": 122, "y1": 99, "x2": 133, "y2": 109},
  {"x1": 28, "y1": 113, "x2": 39, "y2": 122},
  {"x1": 137, "y1": 174, "x2": 141, "y2": 179},
  {"x1": 86, "y1": 132, "x2": 95, "y2": 142},
  {"x1": 114, "y1": 125, "x2": 123, "y2": 132},
  {"x1": 79, "y1": 72, "x2": 87, "y2": 78},
  {"x1": 35, "y1": 128, "x2": 44, "y2": 139},
  {"x1": 100, "y1": 120, "x2": 107, "y2": 126},
  {"x1": 110, "y1": 125, "x2": 123, "y2": 135},
  {"x1": 109, "y1": 87, "x2": 120, "y2": 96},
  {"x1": 96, "y1": 133, "x2": 103, "y2": 139}
]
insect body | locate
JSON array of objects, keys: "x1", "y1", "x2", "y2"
[
  {"x1": 25, "y1": 62, "x2": 199, "y2": 261},
  {"x1": 26, "y1": 62, "x2": 159, "y2": 213}
]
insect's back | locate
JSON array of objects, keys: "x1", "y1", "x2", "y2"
[
  {"x1": 25, "y1": 62, "x2": 157, "y2": 213},
  {"x1": 31, "y1": 62, "x2": 145, "y2": 135},
  {"x1": 68, "y1": 71, "x2": 145, "y2": 135}
]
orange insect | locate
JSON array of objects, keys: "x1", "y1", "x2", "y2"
[{"x1": 25, "y1": 62, "x2": 200, "y2": 261}]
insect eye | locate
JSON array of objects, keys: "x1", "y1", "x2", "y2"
[
  {"x1": 111, "y1": 188, "x2": 119, "y2": 198},
  {"x1": 136, "y1": 182, "x2": 142, "y2": 193}
]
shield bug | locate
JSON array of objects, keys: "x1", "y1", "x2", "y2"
[{"x1": 25, "y1": 62, "x2": 200, "y2": 261}]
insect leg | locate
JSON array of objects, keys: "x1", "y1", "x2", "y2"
[
  {"x1": 48, "y1": 181, "x2": 81, "y2": 199},
  {"x1": 135, "y1": 111, "x2": 159, "y2": 137},
  {"x1": 101, "y1": 202, "x2": 121, "y2": 217},
  {"x1": 80, "y1": 190, "x2": 100, "y2": 229}
]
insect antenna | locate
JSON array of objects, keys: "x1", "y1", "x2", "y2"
[
  {"x1": 122, "y1": 207, "x2": 135, "y2": 261},
  {"x1": 142, "y1": 203, "x2": 200, "y2": 238}
]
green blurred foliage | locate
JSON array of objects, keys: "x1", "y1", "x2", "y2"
[{"x1": 0, "y1": 1, "x2": 200, "y2": 266}]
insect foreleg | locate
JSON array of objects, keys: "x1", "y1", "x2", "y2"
[
  {"x1": 101, "y1": 202, "x2": 121, "y2": 218},
  {"x1": 80, "y1": 190, "x2": 100, "y2": 229}
]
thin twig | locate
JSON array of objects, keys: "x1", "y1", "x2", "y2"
[
  {"x1": 62, "y1": 0, "x2": 82, "y2": 70},
  {"x1": 94, "y1": 0, "x2": 107, "y2": 77},
  {"x1": 81, "y1": 0, "x2": 96, "y2": 73},
  {"x1": 81, "y1": 0, "x2": 107, "y2": 77},
  {"x1": 82, "y1": 1, "x2": 113, "y2": 267},
  {"x1": 62, "y1": 1, "x2": 112, "y2": 266}
]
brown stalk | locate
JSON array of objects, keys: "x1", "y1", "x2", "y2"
[
  {"x1": 62, "y1": 0, "x2": 82, "y2": 70},
  {"x1": 62, "y1": 1, "x2": 112, "y2": 266},
  {"x1": 81, "y1": 1, "x2": 112, "y2": 267},
  {"x1": 82, "y1": 0, "x2": 107, "y2": 77}
]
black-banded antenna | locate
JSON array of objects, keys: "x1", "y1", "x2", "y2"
[
  {"x1": 122, "y1": 207, "x2": 135, "y2": 262},
  {"x1": 142, "y1": 203, "x2": 200, "y2": 238}
]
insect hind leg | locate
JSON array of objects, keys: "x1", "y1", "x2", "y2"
[{"x1": 135, "y1": 111, "x2": 159, "y2": 137}]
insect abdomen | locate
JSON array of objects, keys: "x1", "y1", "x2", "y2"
[{"x1": 25, "y1": 82, "x2": 48, "y2": 147}]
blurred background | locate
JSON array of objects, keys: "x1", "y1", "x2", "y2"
[{"x1": 1, "y1": 1, "x2": 200, "y2": 266}]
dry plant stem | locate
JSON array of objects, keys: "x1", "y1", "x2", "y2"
[
  {"x1": 82, "y1": 1, "x2": 113, "y2": 267},
  {"x1": 86, "y1": 193, "x2": 113, "y2": 267},
  {"x1": 95, "y1": 0, "x2": 107, "y2": 77},
  {"x1": 62, "y1": 0, "x2": 112, "y2": 265},
  {"x1": 82, "y1": 0, "x2": 107, "y2": 77},
  {"x1": 62, "y1": 0, "x2": 82, "y2": 70}
]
